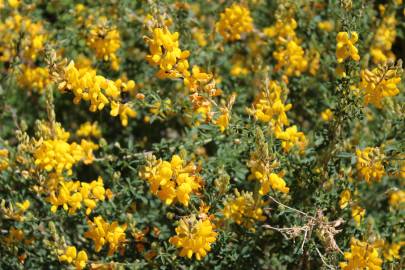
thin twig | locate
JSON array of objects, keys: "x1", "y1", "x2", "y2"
[
  {"x1": 300, "y1": 228, "x2": 308, "y2": 253},
  {"x1": 266, "y1": 195, "x2": 315, "y2": 219},
  {"x1": 315, "y1": 246, "x2": 336, "y2": 270}
]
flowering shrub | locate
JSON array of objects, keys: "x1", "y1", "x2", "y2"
[{"x1": 0, "y1": 0, "x2": 404, "y2": 269}]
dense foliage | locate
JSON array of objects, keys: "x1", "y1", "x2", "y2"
[{"x1": 0, "y1": 0, "x2": 404, "y2": 269}]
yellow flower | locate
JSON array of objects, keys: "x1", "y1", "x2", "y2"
[
  {"x1": 48, "y1": 180, "x2": 82, "y2": 214},
  {"x1": 57, "y1": 60, "x2": 136, "y2": 126},
  {"x1": 34, "y1": 140, "x2": 85, "y2": 175},
  {"x1": 230, "y1": 58, "x2": 249, "y2": 77},
  {"x1": 388, "y1": 190, "x2": 405, "y2": 208},
  {"x1": 140, "y1": 154, "x2": 201, "y2": 206},
  {"x1": 215, "y1": 110, "x2": 230, "y2": 133},
  {"x1": 214, "y1": 94, "x2": 235, "y2": 133},
  {"x1": 59, "y1": 246, "x2": 88, "y2": 270},
  {"x1": 339, "y1": 190, "x2": 351, "y2": 209},
  {"x1": 340, "y1": 238, "x2": 383, "y2": 270},
  {"x1": 84, "y1": 216, "x2": 127, "y2": 256},
  {"x1": 17, "y1": 65, "x2": 52, "y2": 93},
  {"x1": 8, "y1": 0, "x2": 20, "y2": 9},
  {"x1": 275, "y1": 125, "x2": 307, "y2": 152},
  {"x1": 87, "y1": 17, "x2": 121, "y2": 71},
  {"x1": 192, "y1": 28, "x2": 207, "y2": 47},
  {"x1": 169, "y1": 215, "x2": 217, "y2": 260},
  {"x1": 0, "y1": 14, "x2": 47, "y2": 62},
  {"x1": 370, "y1": 15, "x2": 397, "y2": 64},
  {"x1": 223, "y1": 189, "x2": 266, "y2": 229},
  {"x1": 360, "y1": 65, "x2": 401, "y2": 108},
  {"x1": 318, "y1": 21, "x2": 334, "y2": 32},
  {"x1": 59, "y1": 246, "x2": 77, "y2": 263},
  {"x1": 356, "y1": 147, "x2": 385, "y2": 183},
  {"x1": 383, "y1": 242, "x2": 403, "y2": 261},
  {"x1": 16, "y1": 200, "x2": 30, "y2": 212},
  {"x1": 320, "y1": 109, "x2": 334, "y2": 122},
  {"x1": 76, "y1": 122, "x2": 102, "y2": 138},
  {"x1": 351, "y1": 205, "x2": 365, "y2": 226},
  {"x1": 249, "y1": 80, "x2": 291, "y2": 133},
  {"x1": 248, "y1": 153, "x2": 289, "y2": 194},
  {"x1": 263, "y1": 18, "x2": 298, "y2": 45},
  {"x1": 216, "y1": 4, "x2": 253, "y2": 41},
  {"x1": 273, "y1": 40, "x2": 308, "y2": 77},
  {"x1": 80, "y1": 139, "x2": 99, "y2": 164},
  {"x1": 145, "y1": 27, "x2": 190, "y2": 79},
  {"x1": 48, "y1": 177, "x2": 107, "y2": 215},
  {"x1": 58, "y1": 61, "x2": 117, "y2": 110},
  {"x1": 336, "y1": 32, "x2": 360, "y2": 63},
  {"x1": 183, "y1": 65, "x2": 212, "y2": 92},
  {"x1": 0, "y1": 148, "x2": 9, "y2": 171},
  {"x1": 336, "y1": 64, "x2": 347, "y2": 77}
]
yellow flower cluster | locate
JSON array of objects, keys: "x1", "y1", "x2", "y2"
[
  {"x1": 223, "y1": 190, "x2": 266, "y2": 229},
  {"x1": 145, "y1": 24, "x2": 225, "y2": 131},
  {"x1": 251, "y1": 81, "x2": 291, "y2": 132},
  {"x1": 0, "y1": 148, "x2": 9, "y2": 171},
  {"x1": 248, "y1": 151, "x2": 289, "y2": 194},
  {"x1": 230, "y1": 58, "x2": 249, "y2": 77},
  {"x1": 57, "y1": 60, "x2": 136, "y2": 126},
  {"x1": 275, "y1": 125, "x2": 307, "y2": 152},
  {"x1": 389, "y1": 190, "x2": 404, "y2": 208},
  {"x1": 1, "y1": 199, "x2": 30, "y2": 221},
  {"x1": 213, "y1": 93, "x2": 235, "y2": 133},
  {"x1": 216, "y1": 4, "x2": 253, "y2": 41},
  {"x1": 340, "y1": 238, "x2": 382, "y2": 270},
  {"x1": 250, "y1": 80, "x2": 307, "y2": 152},
  {"x1": 145, "y1": 27, "x2": 190, "y2": 79},
  {"x1": 339, "y1": 190, "x2": 367, "y2": 226},
  {"x1": 192, "y1": 28, "x2": 207, "y2": 47},
  {"x1": 370, "y1": 15, "x2": 397, "y2": 64},
  {"x1": 0, "y1": 12, "x2": 49, "y2": 96},
  {"x1": 360, "y1": 64, "x2": 402, "y2": 108},
  {"x1": 34, "y1": 140, "x2": 84, "y2": 175},
  {"x1": 87, "y1": 17, "x2": 121, "y2": 71},
  {"x1": 76, "y1": 122, "x2": 102, "y2": 138},
  {"x1": 48, "y1": 177, "x2": 109, "y2": 215},
  {"x1": 58, "y1": 246, "x2": 88, "y2": 270},
  {"x1": 264, "y1": 17, "x2": 307, "y2": 77},
  {"x1": 274, "y1": 40, "x2": 308, "y2": 77},
  {"x1": 183, "y1": 65, "x2": 213, "y2": 92},
  {"x1": 356, "y1": 147, "x2": 385, "y2": 183},
  {"x1": 169, "y1": 215, "x2": 217, "y2": 260},
  {"x1": 84, "y1": 216, "x2": 127, "y2": 256},
  {"x1": 17, "y1": 65, "x2": 52, "y2": 93},
  {"x1": 145, "y1": 25, "x2": 225, "y2": 130},
  {"x1": 263, "y1": 18, "x2": 298, "y2": 45},
  {"x1": 34, "y1": 126, "x2": 98, "y2": 175},
  {"x1": 140, "y1": 154, "x2": 201, "y2": 206},
  {"x1": 336, "y1": 32, "x2": 360, "y2": 63},
  {"x1": 0, "y1": 13, "x2": 46, "y2": 63},
  {"x1": 146, "y1": 29, "x2": 217, "y2": 102},
  {"x1": 215, "y1": 109, "x2": 230, "y2": 133},
  {"x1": 383, "y1": 242, "x2": 404, "y2": 261}
]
